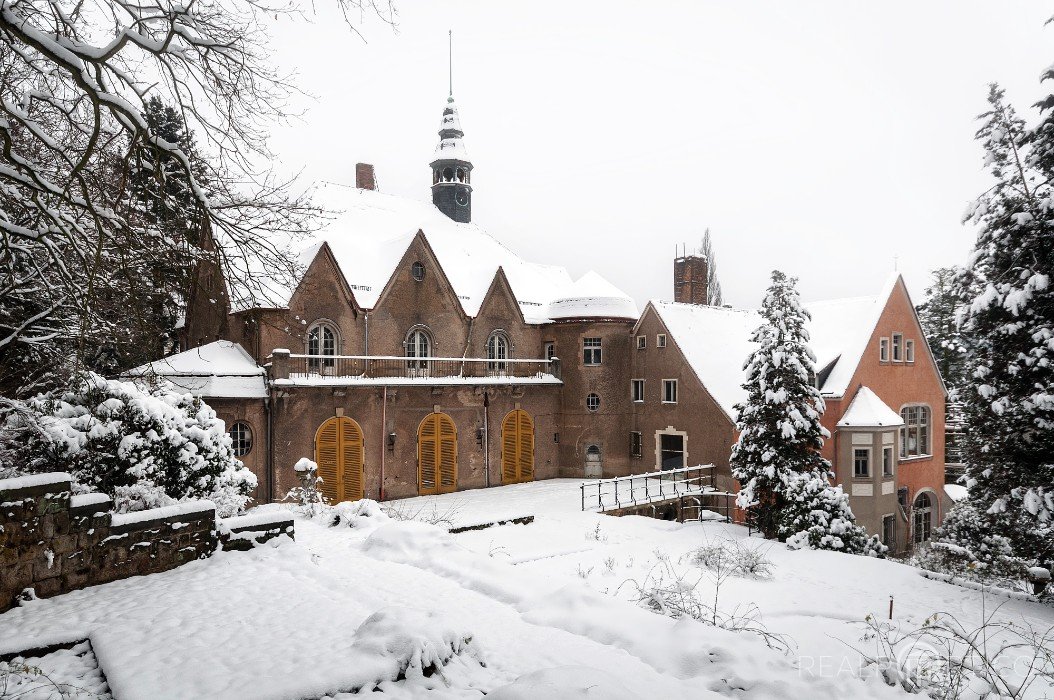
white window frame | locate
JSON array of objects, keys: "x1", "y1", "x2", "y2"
[
  {"x1": 307, "y1": 321, "x2": 339, "y2": 373},
  {"x1": 486, "y1": 331, "x2": 510, "y2": 374},
  {"x1": 405, "y1": 327, "x2": 433, "y2": 374},
  {"x1": 905, "y1": 338, "x2": 915, "y2": 363},
  {"x1": 544, "y1": 341, "x2": 555, "y2": 361},
  {"x1": 879, "y1": 337, "x2": 890, "y2": 363},
  {"x1": 586, "y1": 393, "x2": 601, "y2": 412},
  {"x1": 892, "y1": 333, "x2": 903, "y2": 362},
  {"x1": 631, "y1": 379, "x2": 645, "y2": 403},
  {"x1": 583, "y1": 337, "x2": 602, "y2": 366},
  {"x1": 853, "y1": 447, "x2": 871, "y2": 478},
  {"x1": 900, "y1": 404, "x2": 931, "y2": 458},
  {"x1": 657, "y1": 334, "x2": 667, "y2": 348},
  {"x1": 662, "y1": 379, "x2": 678, "y2": 404},
  {"x1": 636, "y1": 335, "x2": 647, "y2": 350},
  {"x1": 882, "y1": 446, "x2": 894, "y2": 477}
]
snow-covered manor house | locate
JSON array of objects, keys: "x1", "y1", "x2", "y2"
[{"x1": 130, "y1": 96, "x2": 950, "y2": 555}]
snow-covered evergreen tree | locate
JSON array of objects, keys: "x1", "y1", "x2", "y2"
[
  {"x1": 916, "y1": 266, "x2": 967, "y2": 393},
  {"x1": 731, "y1": 270, "x2": 830, "y2": 539},
  {"x1": 1, "y1": 374, "x2": 256, "y2": 516},
  {"x1": 936, "y1": 84, "x2": 1054, "y2": 580},
  {"x1": 780, "y1": 473, "x2": 886, "y2": 556}
]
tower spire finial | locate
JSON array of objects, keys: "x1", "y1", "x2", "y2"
[{"x1": 448, "y1": 29, "x2": 453, "y2": 101}]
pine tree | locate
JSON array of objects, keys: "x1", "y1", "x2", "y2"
[
  {"x1": 699, "y1": 229, "x2": 723, "y2": 306},
  {"x1": 916, "y1": 266, "x2": 967, "y2": 393},
  {"x1": 731, "y1": 270, "x2": 830, "y2": 539},
  {"x1": 780, "y1": 473, "x2": 886, "y2": 556},
  {"x1": 936, "y1": 85, "x2": 1054, "y2": 581},
  {"x1": 84, "y1": 97, "x2": 212, "y2": 375}
]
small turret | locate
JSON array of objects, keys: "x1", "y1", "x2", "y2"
[{"x1": 430, "y1": 96, "x2": 473, "y2": 223}]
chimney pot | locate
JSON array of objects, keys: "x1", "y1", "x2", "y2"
[{"x1": 355, "y1": 163, "x2": 377, "y2": 191}]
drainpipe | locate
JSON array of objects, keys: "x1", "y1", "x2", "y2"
[
  {"x1": 265, "y1": 395, "x2": 274, "y2": 503},
  {"x1": 380, "y1": 385, "x2": 387, "y2": 501},
  {"x1": 483, "y1": 390, "x2": 490, "y2": 487},
  {"x1": 364, "y1": 311, "x2": 370, "y2": 356}
]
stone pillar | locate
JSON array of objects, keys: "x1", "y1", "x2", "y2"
[{"x1": 271, "y1": 348, "x2": 290, "y2": 380}]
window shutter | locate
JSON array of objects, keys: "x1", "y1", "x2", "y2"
[
  {"x1": 437, "y1": 414, "x2": 457, "y2": 493},
  {"x1": 518, "y1": 410, "x2": 534, "y2": 482},
  {"x1": 340, "y1": 418, "x2": 364, "y2": 501},
  {"x1": 502, "y1": 412, "x2": 518, "y2": 483},
  {"x1": 315, "y1": 418, "x2": 341, "y2": 504},
  {"x1": 418, "y1": 415, "x2": 438, "y2": 495}
]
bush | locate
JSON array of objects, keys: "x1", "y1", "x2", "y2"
[
  {"x1": 779, "y1": 472, "x2": 886, "y2": 557},
  {"x1": 1, "y1": 373, "x2": 255, "y2": 516}
]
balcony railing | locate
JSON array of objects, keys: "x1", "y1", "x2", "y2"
[{"x1": 269, "y1": 352, "x2": 561, "y2": 382}]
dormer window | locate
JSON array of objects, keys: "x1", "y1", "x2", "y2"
[{"x1": 411, "y1": 261, "x2": 425, "y2": 282}]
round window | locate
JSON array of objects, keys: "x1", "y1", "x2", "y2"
[
  {"x1": 411, "y1": 261, "x2": 425, "y2": 282},
  {"x1": 229, "y1": 422, "x2": 252, "y2": 457},
  {"x1": 586, "y1": 393, "x2": 601, "y2": 412}
]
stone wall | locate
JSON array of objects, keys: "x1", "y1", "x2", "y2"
[{"x1": 0, "y1": 473, "x2": 293, "y2": 614}]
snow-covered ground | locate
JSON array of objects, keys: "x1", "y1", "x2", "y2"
[{"x1": 1, "y1": 481, "x2": 1051, "y2": 699}]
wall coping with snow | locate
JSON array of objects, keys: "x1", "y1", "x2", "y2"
[{"x1": 0, "y1": 473, "x2": 293, "y2": 613}]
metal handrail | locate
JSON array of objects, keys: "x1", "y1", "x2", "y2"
[
  {"x1": 285, "y1": 354, "x2": 553, "y2": 364},
  {"x1": 580, "y1": 464, "x2": 717, "y2": 513}
]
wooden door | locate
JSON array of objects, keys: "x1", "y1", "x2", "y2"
[
  {"x1": 501, "y1": 409, "x2": 535, "y2": 484},
  {"x1": 418, "y1": 412, "x2": 457, "y2": 495},
  {"x1": 314, "y1": 417, "x2": 365, "y2": 503}
]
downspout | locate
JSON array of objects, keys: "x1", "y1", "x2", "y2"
[
  {"x1": 364, "y1": 311, "x2": 370, "y2": 356},
  {"x1": 483, "y1": 390, "x2": 490, "y2": 488},
  {"x1": 265, "y1": 395, "x2": 274, "y2": 503},
  {"x1": 380, "y1": 385, "x2": 387, "y2": 501}
]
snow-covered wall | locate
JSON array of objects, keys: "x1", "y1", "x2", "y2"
[{"x1": 0, "y1": 474, "x2": 293, "y2": 613}]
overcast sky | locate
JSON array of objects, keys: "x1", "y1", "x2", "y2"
[{"x1": 266, "y1": 2, "x2": 1053, "y2": 309}]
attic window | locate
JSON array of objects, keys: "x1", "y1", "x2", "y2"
[
  {"x1": 657, "y1": 334, "x2": 667, "y2": 348},
  {"x1": 411, "y1": 261, "x2": 425, "y2": 282}
]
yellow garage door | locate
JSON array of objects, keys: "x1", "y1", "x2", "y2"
[
  {"x1": 418, "y1": 412, "x2": 457, "y2": 495},
  {"x1": 314, "y1": 416, "x2": 365, "y2": 503},
  {"x1": 501, "y1": 409, "x2": 535, "y2": 484}
]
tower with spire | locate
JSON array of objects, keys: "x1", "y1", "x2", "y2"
[
  {"x1": 430, "y1": 97, "x2": 472, "y2": 223},
  {"x1": 430, "y1": 32, "x2": 473, "y2": 223}
]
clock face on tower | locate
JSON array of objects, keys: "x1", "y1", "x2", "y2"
[{"x1": 455, "y1": 189, "x2": 469, "y2": 207}]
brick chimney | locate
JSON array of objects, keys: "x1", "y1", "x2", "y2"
[
  {"x1": 355, "y1": 163, "x2": 377, "y2": 191},
  {"x1": 674, "y1": 254, "x2": 709, "y2": 305}
]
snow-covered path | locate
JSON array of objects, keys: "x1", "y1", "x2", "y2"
[{"x1": 0, "y1": 481, "x2": 1051, "y2": 698}]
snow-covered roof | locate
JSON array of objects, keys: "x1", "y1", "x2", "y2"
[
  {"x1": 548, "y1": 271, "x2": 639, "y2": 321},
  {"x1": 836, "y1": 386, "x2": 904, "y2": 428},
  {"x1": 124, "y1": 341, "x2": 268, "y2": 399},
  {"x1": 648, "y1": 274, "x2": 904, "y2": 421},
  {"x1": 804, "y1": 273, "x2": 900, "y2": 398},
  {"x1": 944, "y1": 484, "x2": 967, "y2": 502},
  {"x1": 240, "y1": 186, "x2": 632, "y2": 325},
  {"x1": 648, "y1": 302, "x2": 760, "y2": 419}
]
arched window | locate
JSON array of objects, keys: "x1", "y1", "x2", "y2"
[
  {"x1": 307, "y1": 322, "x2": 337, "y2": 372},
  {"x1": 913, "y1": 491, "x2": 933, "y2": 543},
  {"x1": 229, "y1": 422, "x2": 252, "y2": 457},
  {"x1": 406, "y1": 328, "x2": 433, "y2": 375},
  {"x1": 411, "y1": 261, "x2": 425, "y2": 282},
  {"x1": 900, "y1": 405, "x2": 931, "y2": 458},
  {"x1": 442, "y1": 166, "x2": 455, "y2": 182},
  {"x1": 487, "y1": 332, "x2": 510, "y2": 374}
]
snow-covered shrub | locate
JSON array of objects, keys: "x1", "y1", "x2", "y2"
[
  {"x1": 2, "y1": 373, "x2": 255, "y2": 516},
  {"x1": 349, "y1": 607, "x2": 485, "y2": 689},
  {"x1": 283, "y1": 457, "x2": 328, "y2": 516},
  {"x1": 687, "y1": 537, "x2": 774, "y2": 579},
  {"x1": 779, "y1": 473, "x2": 886, "y2": 557}
]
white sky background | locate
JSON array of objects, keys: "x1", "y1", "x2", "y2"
[{"x1": 266, "y1": 1, "x2": 1053, "y2": 309}]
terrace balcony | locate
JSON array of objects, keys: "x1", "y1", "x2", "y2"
[{"x1": 268, "y1": 350, "x2": 561, "y2": 387}]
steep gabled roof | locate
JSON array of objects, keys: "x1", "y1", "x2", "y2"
[
  {"x1": 234, "y1": 187, "x2": 621, "y2": 325},
  {"x1": 648, "y1": 301, "x2": 760, "y2": 420},
  {"x1": 804, "y1": 273, "x2": 900, "y2": 398},
  {"x1": 648, "y1": 273, "x2": 907, "y2": 420}
]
